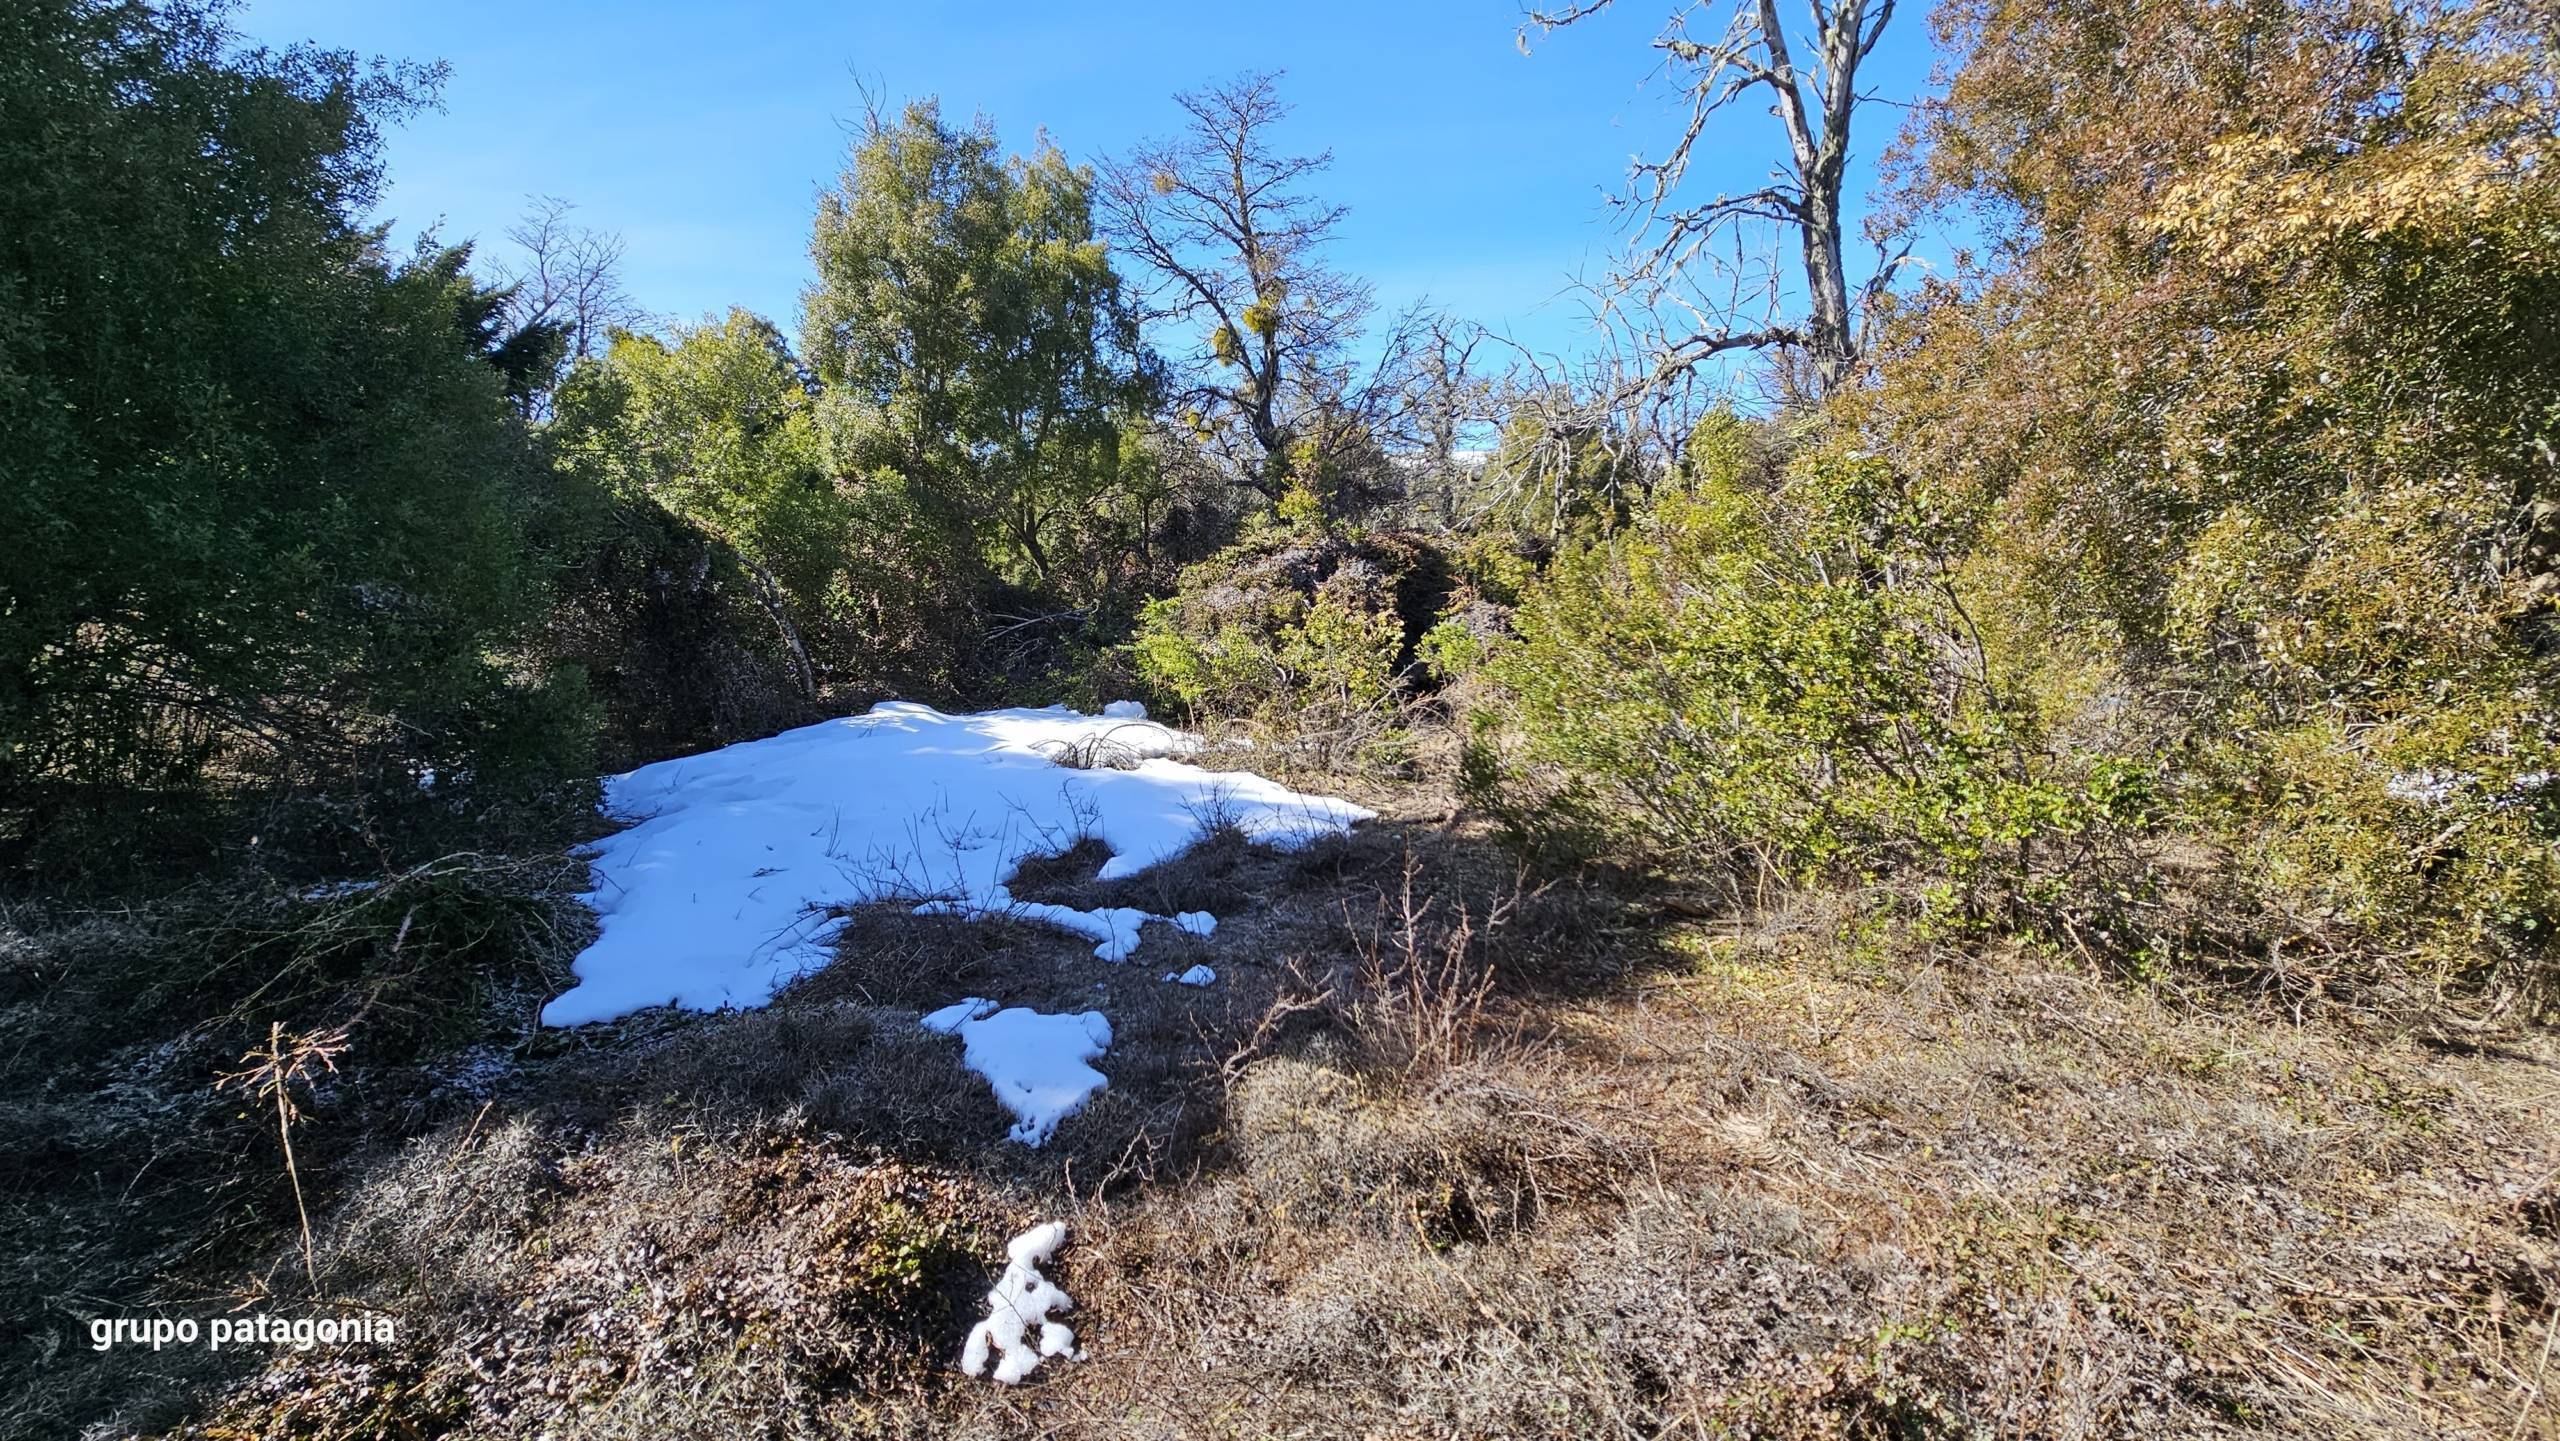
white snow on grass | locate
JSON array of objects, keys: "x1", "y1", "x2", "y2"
[
  {"x1": 910, "y1": 896, "x2": 1158, "y2": 963},
  {"x1": 1164, "y1": 964, "x2": 1217, "y2": 987},
  {"x1": 961, "y1": 1220, "x2": 1082, "y2": 1384},
  {"x1": 542, "y1": 701, "x2": 1371, "y2": 1028},
  {"x1": 920, "y1": 999, "x2": 1113, "y2": 1145}
]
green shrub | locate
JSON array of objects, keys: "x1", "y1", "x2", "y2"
[
  {"x1": 1415, "y1": 618, "x2": 1486, "y2": 684},
  {"x1": 2189, "y1": 699, "x2": 2560, "y2": 1009},
  {"x1": 533, "y1": 474, "x2": 815, "y2": 770},
  {"x1": 1855, "y1": 0, "x2": 2560, "y2": 1011},
  {"x1": 0, "y1": 4, "x2": 587, "y2": 805},
  {"x1": 1472, "y1": 448, "x2": 2143, "y2": 923},
  {"x1": 1132, "y1": 525, "x2": 1456, "y2": 763}
]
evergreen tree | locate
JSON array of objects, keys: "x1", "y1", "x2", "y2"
[
  {"x1": 0, "y1": 0, "x2": 586, "y2": 802},
  {"x1": 552, "y1": 312, "x2": 838, "y2": 699},
  {"x1": 803, "y1": 99, "x2": 1152, "y2": 591}
]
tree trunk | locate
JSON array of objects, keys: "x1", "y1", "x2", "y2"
[{"x1": 740, "y1": 557, "x2": 817, "y2": 703}]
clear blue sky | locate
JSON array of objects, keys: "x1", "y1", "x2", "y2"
[{"x1": 233, "y1": 0, "x2": 1943, "y2": 364}]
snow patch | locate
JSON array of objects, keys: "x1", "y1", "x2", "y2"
[
  {"x1": 920, "y1": 998, "x2": 1113, "y2": 1145},
  {"x1": 2385, "y1": 769, "x2": 2463, "y2": 807},
  {"x1": 1172, "y1": 910, "x2": 1218, "y2": 937},
  {"x1": 540, "y1": 702, "x2": 1370, "y2": 1026},
  {"x1": 914, "y1": 897, "x2": 1158, "y2": 963},
  {"x1": 961, "y1": 1221, "x2": 1082, "y2": 1384},
  {"x1": 1163, "y1": 964, "x2": 1217, "y2": 987}
]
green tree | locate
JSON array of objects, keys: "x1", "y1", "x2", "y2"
[
  {"x1": 552, "y1": 313, "x2": 842, "y2": 699},
  {"x1": 0, "y1": 0, "x2": 584, "y2": 802},
  {"x1": 803, "y1": 98, "x2": 1151, "y2": 592}
]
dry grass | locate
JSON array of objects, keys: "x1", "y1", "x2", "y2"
[
  {"x1": 967, "y1": 893, "x2": 2560, "y2": 1439},
  {"x1": 222, "y1": 1111, "x2": 1006, "y2": 1440},
  {"x1": 7, "y1": 762, "x2": 2555, "y2": 1440}
]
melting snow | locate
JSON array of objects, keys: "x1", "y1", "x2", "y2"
[
  {"x1": 541, "y1": 701, "x2": 1371, "y2": 1029},
  {"x1": 1164, "y1": 964, "x2": 1217, "y2": 987},
  {"x1": 920, "y1": 999, "x2": 1113, "y2": 1145},
  {"x1": 962, "y1": 1220, "x2": 1082, "y2": 1383}
]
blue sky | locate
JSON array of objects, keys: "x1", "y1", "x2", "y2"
[{"x1": 233, "y1": 1, "x2": 1943, "y2": 364}]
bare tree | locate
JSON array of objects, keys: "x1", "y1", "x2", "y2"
[
  {"x1": 1099, "y1": 72, "x2": 1402, "y2": 502},
  {"x1": 1395, "y1": 315, "x2": 1499, "y2": 529},
  {"x1": 498, "y1": 195, "x2": 642, "y2": 408},
  {"x1": 1523, "y1": 0, "x2": 1909, "y2": 406}
]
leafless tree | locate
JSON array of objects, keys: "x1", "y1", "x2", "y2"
[
  {"x1": 1473, "y1": 333, "x2": 1682, "y2": 535},
  {"x1": 1394, "y1": 315, "x2": 1501, "y2": 529},
  {"x1": 497, "y1": 195, "x2": 642, "y2": 407},
  {"x1": 1099, "y1": 72, "x2": 1407, "y2": 502},
  {"x1": 1522, "y1": 0, "x2": 1910, "y2": 407}
]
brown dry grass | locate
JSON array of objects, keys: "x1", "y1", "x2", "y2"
[
  {"x1": 7, "y1": 761, "x2": 2555, "y2": 1440},
  {"x1": 834, "y1": 802, "x2": 2557, "y2": 1439},
  {"x1": 938, "y1": 885, "x2": 2559, "y2": 1439}
]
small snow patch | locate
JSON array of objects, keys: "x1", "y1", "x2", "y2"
[
  {"x1": 2385, "y1": 769, "x2": 2463, "y2": 807},
  {"x1": 914, "y1": 897, "x2": 1157, "y2": 963},
  {"x1": 1172, "y1": 910, "x2": 1218, "y2": 937},
  {"x1": 962, "y1": 1221, "x2": 1082, "y2": 1384},
  {"x1": 1163, "y1": 964, "x2": 1217, "y2": 987},
  {"x1": 1101, "y1": 700, "x2": 1146, "y2": 719},
  {"x1": 920, "y1": 998, "x2": 1113, "y2": 1146}
]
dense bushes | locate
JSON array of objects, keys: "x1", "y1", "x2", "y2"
[
  {"x1": 1458, "y1": 0, "x2": 2560, "y2": 1012},
  {"x1": 1471, "y1": 442, "x2": 2146, "y2": 922},
  {"x1": 543, "y1": 310, "x2": 986, "y2": 712},
  {"x1": 0, "y1": 1, "x2": 592, "y2": 810},
  {"x1": 1132, "y1": 524, "x2": 1463, "y2": 760},
  {"x1": 533, "y1": 486, "x2": 816, "y2": 772},
  {"x1": 534, "y1": 102, "x2": 1212, "y2": 731},
  {"x1": 0, "y1": 13, "x2": 1215, "y2": 834},
  {"x1": 1869, "y1": 0, "x2": 2560, "y2": 1007}
]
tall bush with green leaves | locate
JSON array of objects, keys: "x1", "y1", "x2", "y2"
[
  {"x1": 1133, "y1": 525, "x2": 1447, "y2": 764},
  {"x1": 551, "y1": 313, "x2": 847, "y2": 700},
  {"x1": 1475, "y1": 444, "x2": 2142, "y2": 920},
  {"x1": 1858, "y1": 0, "x2": 2560, "y2": 1008},
  {"x1": 803, "y1": 99, "x2": 1154, "y2": 603},
  {"x1": 0, "y1": 0, "x2": 588, "y2": 805}
]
